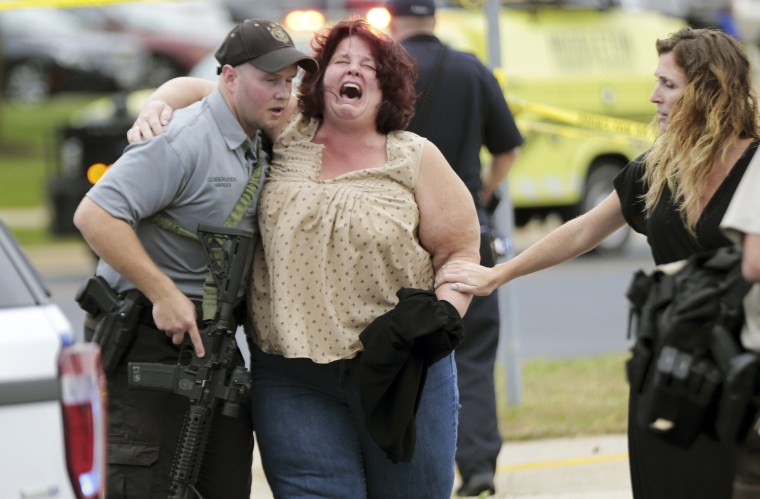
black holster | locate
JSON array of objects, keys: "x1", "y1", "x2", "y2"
[{"x1": 76, "y1": 276, "x2": 146, "y2": 375}]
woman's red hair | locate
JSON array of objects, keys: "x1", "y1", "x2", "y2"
[{"x1": 298, "y1": 18, "x2": 418, "y2": 134}]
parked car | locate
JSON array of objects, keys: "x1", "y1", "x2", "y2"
[
  {"x1": 0, "y1": 8, "x2": 149, "y2": 103},
  {"x1": 72, "y1": 1, "x2": 234, "y2": 88},
  {"x1": 224, "y1": 0, "x2": 383, "y2": 23},
  {"x1": 0, "y1": 219, "x2": 106, "y2": 499}
]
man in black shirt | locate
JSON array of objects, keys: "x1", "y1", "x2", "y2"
[{"x1": 386, "y1": 0, "x2": 524, "y2": 496}]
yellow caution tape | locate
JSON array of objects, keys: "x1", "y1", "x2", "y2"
[
  {"x1": 491, "y1": 67, "x2": 655, "y2": 145},
  {"x1": 518, "y1": 119, "x2": 651, "y2": 151},
  {"x1": 511, "y1": 97, "x2": 654, "y2": 141},
  {"x1": 0, "y1": 0, "x2": 174, "y2": 10}
]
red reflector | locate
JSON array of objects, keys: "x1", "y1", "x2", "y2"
[{"x1": 59, "y1": 343, "x2": 106, "y2": 499}]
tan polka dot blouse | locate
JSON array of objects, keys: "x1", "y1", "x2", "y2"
[{"x1": 249, "y1": 114, "x2": 435, "y2": 363}]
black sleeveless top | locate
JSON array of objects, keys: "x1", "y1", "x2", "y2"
[{"x1": 615, "y1": 139, "x2": 760, "y2": 265}]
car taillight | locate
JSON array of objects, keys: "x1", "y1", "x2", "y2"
[{"x1": 59, "y1": 343, "x2": 107, "y2": 499}]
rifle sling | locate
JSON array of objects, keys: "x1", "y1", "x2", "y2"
[{"x1": 149, "y1": 134, "x2": 264, "y2": 321}]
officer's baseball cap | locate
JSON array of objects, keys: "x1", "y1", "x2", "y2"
[
  {"x1": 386, "y1": 0, "x2": 436, "y2": 17},
  {"x1": 215, "y1": 19, "x2": 318, "y2": 75}
]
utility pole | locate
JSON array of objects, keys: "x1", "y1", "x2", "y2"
[{"x1": 484, "y1": 0, "x2": 524, "y2": 407}]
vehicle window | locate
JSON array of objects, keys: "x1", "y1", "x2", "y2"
[
  {"x1": 0, "y1": 224, "x2": 49, "y2": 308},
  {"x1": 0, "y1": 248, "x2": 38, "y2": 308}
]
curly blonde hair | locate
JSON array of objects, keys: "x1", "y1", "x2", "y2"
[{"x1": 643, "y1": 27, "x2": 759, "y2": 232}]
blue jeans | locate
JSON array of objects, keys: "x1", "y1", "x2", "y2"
[{"x1": 250, "y1": 344, "x2": 459, "y2": 499}]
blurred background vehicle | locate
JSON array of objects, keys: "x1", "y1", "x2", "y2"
[
  {"x1": 621, "y1": 0, "x2": 733, "y2": 29},
  {"x1": 0, "y1": 8, "x2": 149, "y2": 103},
  {"x1": 224, "y1": 0, "x2": 322, "y2": 22},
  {"x1": 71, "y1": 1, "x2": 234, "y2": 88},
  {"x1": 47, "y1": 51, "x2": 219, "y2": 236},
  {"x1": 0, "y1": 219, "x2": 106, "y2": 499},
  {"x1": 224, "y1": 0, "x2": 384, "y2": 23},
  {"x1": 431, "y1": 0, "x2": 685, "y2": 253}
]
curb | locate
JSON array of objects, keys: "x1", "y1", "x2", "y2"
[
  {"x1": 0, "y1": 207, "x2": 48, "y2": 229},
  {"x1": 0, "y1": 207, "x2": 94, "y2": 276},
  {"x1": 23, "y1": 241, "x2": 95, "y2": 278}
]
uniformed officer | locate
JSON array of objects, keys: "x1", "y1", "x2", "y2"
[{"x1": 73, "y1": 19, "x2": 316, "y2": 499}]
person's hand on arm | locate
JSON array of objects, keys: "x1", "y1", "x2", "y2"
[
  {"x1": 435, "y1": 260, "x2": 506, "y2": 297},
  {"x1": 127, "y1": 77, "x2": 217, "y2": 144},
  {"x1": 436, "y1": 190, "x2": 628, "y2": 295},
  {"x1": 416, "y1": 142, "x2": 481, "y2": 317},
  {"x1": 74, "y1": 197, "x2": 206, "y2": 357},
  {"x1": 127, "y1": 100, "x2": 174, "y2": 144}
]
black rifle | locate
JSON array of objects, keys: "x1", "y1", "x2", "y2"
[{"x1": 128, "y1": 224, "x2": 254, "y2": 499}]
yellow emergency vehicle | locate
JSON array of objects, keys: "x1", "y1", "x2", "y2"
[{"x1": 432, "y1": 1, "x2": 685, "y2": 252}]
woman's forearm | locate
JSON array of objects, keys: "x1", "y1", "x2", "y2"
[
  {"x1": 500, "y1": 216, "x2": 599, "y2": 281},
  {"x1": 146, "y1": 76, "x2": 216, "y2": 110},
  {"x1": 128, "y1": 77, "x2": 217, "y2": 143},
  {"x1": 437, "y1": 192, "x2": 627, "y2": 295}
]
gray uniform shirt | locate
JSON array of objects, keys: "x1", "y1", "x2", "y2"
[{"x1": 87, "y1": 88, "x2": 267, "y2": 298}]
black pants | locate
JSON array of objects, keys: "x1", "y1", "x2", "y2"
[
  {"x1": 627, "y1": 383, "x2": 735, "y2": 499},
  {"x1": 86, "y1": 318, "x2": 254, "y2": 499},
  {"x1": 455, "y1": 210, "x2": 502, "y2": 481}
]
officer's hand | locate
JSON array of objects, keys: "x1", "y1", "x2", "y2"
[
  {"x1": 127, "y1": 100, "x2": 174, "y2": 144},
  {"x1": 152, "y1": 291, "x2": 205, "y2": 357},
  {"x1": 184, "y1": 322, "x2": 205, "y2": 359}
]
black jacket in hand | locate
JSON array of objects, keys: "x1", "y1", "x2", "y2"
[{"x1": 358, "y1": 287, "x2": 464, "y2": 463}]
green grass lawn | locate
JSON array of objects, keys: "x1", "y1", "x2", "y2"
[
  {"x1": 0, "y1": 94, "x2": 101, "y2": 208},
  {"x1": 11, "y1": 227, "x2": 84, "y2": 247},
  {"x1": 498, "y1": 353, "x2": 630, "y2": 441}
]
